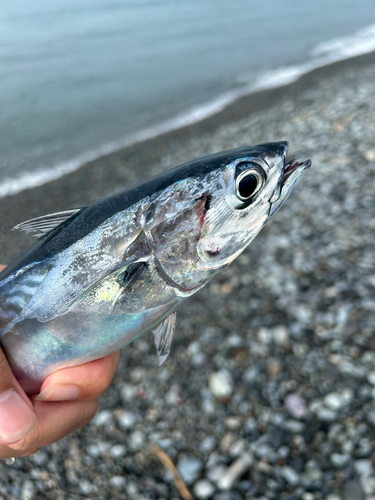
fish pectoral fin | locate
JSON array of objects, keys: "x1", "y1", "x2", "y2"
[
  {"x1": 11, "y1": 208, "x2": 85, "y2": 237},
  {"x1": 109, "y1": 261, "x2": 147, "y2": 312},
  {"x1": 152, "y1": 311, "x2": 177, "y2": 365}
]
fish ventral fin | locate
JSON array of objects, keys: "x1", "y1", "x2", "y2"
[
  {"x1": 11, "y1": 208, "x2": 84, "y2": 237},
  {"x1": 153, "y1": 312, "x2": 177, "y2": 365}
]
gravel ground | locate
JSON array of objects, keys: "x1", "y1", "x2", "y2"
[{"x1": 1, "y1": 56, "x2": 375, "y2": 499}]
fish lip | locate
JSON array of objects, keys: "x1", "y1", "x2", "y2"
[{"x1": 283, "y1": 158, "x2": 311, "y2": 180}]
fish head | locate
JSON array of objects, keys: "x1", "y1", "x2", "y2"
[{"x1": 197, "y1": 141, "x2": 311, "y2": 267}]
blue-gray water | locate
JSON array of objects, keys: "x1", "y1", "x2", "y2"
[{"x1": 1, "y1": 0, "x2": 375, "y2": 198}]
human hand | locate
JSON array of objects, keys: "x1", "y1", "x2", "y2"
[{"x1": 0, "y1": 264, "x2": 120, "y2": 458}]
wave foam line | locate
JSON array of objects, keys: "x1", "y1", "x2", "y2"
[{"x1": 1, "y1": 22, "x2": 375, "y2": 200}]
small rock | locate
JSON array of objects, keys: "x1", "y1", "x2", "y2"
[
  {"x1": 243, "y1": 417, "x2": 257, "y2": 434},
  {"x1": 220, "y1": 433, "x2": 237, "y2": 452},
  {"x1": 177, "y1": 456, "x2": 203, "y2": 485},
  {"x1": 202, "y1": 397, "x2": 215, "y2": 415},
  {"x1": 130, "y1": 367, "x2": 146, "y2": 383},
  {"x1": 191, "y1": 351, "x2": 207, "y2": 367},
  {"x1": 209, "y1": 370, "x2": 233, "y2": 398},
  {"x1": 354, "y1": 459, "x2": 373, "y2": 477},
  {"x1": 229, "y1": 439, "x2": 246, "y2": 458},
  {"x1": 255, "y1": 461, "x2": 272, "y2": 474},
  {"x1": 110, "y1": 444, "x2": 127, "y2": 458},
  {"x1": 258, "y1": 327, "x2": 273, "y2": 344},
  {"x1": 120, "y1": 383, "x2": 137, "y2": 401},
  {"x1": 224, "y1": 416, "x2": 242, "y2": 430},
  {"x1": 193, "y1": 479, "x2": 215, "y2": 499},
  {"x1": 21, "y1": 481, "x2": 36, "y2": 500},
  {"x1": 32, "y1": 449, "x2": 48, "y2": 466},
  {"x1": 362, "y1": 149, "x2": 375, "y2": 162},
  {"x1": 283, "y1": 419, "x2": 305, "y2": 433},
  {"x1": 217, "y1": 453, "x2": 254, "y2": 490},
  {"x1": 292, "y1": 304, "x2": 312, "y2": 324},
  {"x1": 285, "y1": 393, "x2": 307, "y2": 419},
  {"x1": 109, "y1": 476, "x2": 126, "y2": 490},
  {"x1": 242, "y1": 367, "x2": 259, "y2": 384},
  {"x1": 126, "y1": 481, "x2": 138, "y2": 496},
  {"x1": 280, "y1": 466, "x2": 300, "y2": 486},
  {"x1": 87, "y1": 441, "x2": 110, "y2": 457},
  {"x1": 273, "y1": 325, "x2": 290, "y2": 346},
  {"x1": 207, "y1": 465, "x2": 227, "y2": 485},
  {"x1": 156, "y1": 438, "x2": 173, "y2": 450},
  {"x1": 356, "y1": 438, "x2": 372, "y2": 457},
  {"x1": 367, "y1": 372, "x2": 375, "y2": 386},
  {"x1": 277, "y1": 446, "x2": 290, "y2": 459},
  {"x1": 302, "y1": 493, "x2": 315, "y2": 500},
  {"x1": 200, "y1": 436, "x2": 216, "y2": 453},
  {"x1": 267, "y1": 359, "x2": 282, "y2": 378},
  {"x1": 80, "y1": 480, "x2": 97, "y2": 495},
  {"x1": 117, "y1": 410, "x2": 136, "y2": 430},
  {"x1": 330, "y1": 453, "x2": 350, "y2": 468},
  {"x1": 91, "y1": 410, "x2": 112, "y2": 426},
  {"x1": 317, "y1": 407, "x2": 337, "y2": 422},
  {"x1": 128, "y1": 430, "x2": 145, "y2": 450},
  {"x1": 324, "y1": 389, "x2": 353, "y2": 410}
]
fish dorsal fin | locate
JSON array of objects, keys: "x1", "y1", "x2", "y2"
[
  {"x1": 153, "y1": 311, "x2": 177, "y2": 365},
  {"x1": 11, "y1": 208, "x2": 83, "y2": 237}
]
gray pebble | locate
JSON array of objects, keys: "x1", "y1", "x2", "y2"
[
  {"x1": 193, "y1": 479, "x2": 216, "y2": 499},
  {"x1": 21, "y1": 481, "x2": 36, "y2": 500},
  {"x1": 109, "y1": 444, "x2": 127, "y2": 458},
  {"x1": 209, "y1": 370, "x2": 233, "y2": 398},
  {"x1": 285, "y1": 393, "x2": 308, "y2": 419},
  {"x1": 177, "y1": 456, "x2": 203, "y2": 485},
  {"x1": 91, "y1": 410, "x2": 112, "y2": 426},
  {"x1": 117, "y1": 410, "x2": 137, "y2": 430},
  {"x1": 217, "y1": 453, "x2": 253, "y2": 490},
  {"x1": 128, "y1": 430, "x2": 145, "y2": 450},
  {"x1": 109, "y1": 476, "x2": 127, "y2": 490},
  {"x1": 330, "y1": 453, "x2": 350, "y2": 468},
  {"x1": 280, "y1": 466, "x2": 300, "y2": 486},
  {"x1": 354, "y1": 460, "x2": 373, "y2": 477}
]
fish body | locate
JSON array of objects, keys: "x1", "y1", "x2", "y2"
[{"x1": 0, "y1": 142, "x2": 310, "y2": 393}]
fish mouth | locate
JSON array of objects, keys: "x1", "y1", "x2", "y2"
[
  {"x1": 283, "y1": 158, "x2": 312, "y2": 179},
  {"x1": 268, "y1": 156, "x2": 311, "y2": 219}
]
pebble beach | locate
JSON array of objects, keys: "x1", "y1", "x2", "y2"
[{"x1": 0, "y1": 51, "x2": 375, "y2": 499}]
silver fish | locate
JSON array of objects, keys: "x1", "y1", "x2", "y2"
[{"x1": 0, "y1": 142, "x2": 310, "y2": 393}]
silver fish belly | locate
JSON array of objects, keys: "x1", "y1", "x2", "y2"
[{"x1": 0, "y1": 142, "x2": 311, "y2": 394}]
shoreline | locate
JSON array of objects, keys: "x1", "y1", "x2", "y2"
[{"x1": 1, "y1": 49, "x2": 375, "y2": 263}]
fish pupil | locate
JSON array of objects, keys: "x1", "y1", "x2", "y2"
[{"x1": 238, "y1": 174, "x2": 258, "y2": 199}]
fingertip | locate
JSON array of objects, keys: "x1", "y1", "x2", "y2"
[{"x1": 38, "y1": 351, "x2": 120, "y2": 402}]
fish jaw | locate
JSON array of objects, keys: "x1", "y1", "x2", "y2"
[{"x1": 268, "y1": 158, "x2": 311, "y2": 219}]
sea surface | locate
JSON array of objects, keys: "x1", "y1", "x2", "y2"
[{"x1": 1, "y1": 0, "x2": 375, "y2": 198}]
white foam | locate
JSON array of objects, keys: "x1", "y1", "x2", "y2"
[{"x1": 1, "y1": 22, "x2": 375, "y2": 200}]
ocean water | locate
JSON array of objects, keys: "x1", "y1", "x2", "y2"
[{"x1": 1, "y1": 0, "x2": 375, "y2": 198}]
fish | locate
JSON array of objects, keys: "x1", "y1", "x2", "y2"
[{"x1": 0, "y1": 142, "x2": 311, "y2": 394}]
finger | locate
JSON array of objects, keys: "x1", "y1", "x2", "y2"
[
  {"x1": 36, "y1": 351, "x2": 120, "y2": 402},
  {"x1": 1, "y1": 398, "x2": 99, "y2": 457},
  {"x1": 0, "y1": 349, "x2": 38, "y2": 446},
  {"x1": 0, "y1": 265, "x2": 5, "y2": 271}
]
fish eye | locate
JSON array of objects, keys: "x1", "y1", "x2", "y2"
[{"x1": 235, "y1": 164, "x2": 265, "y2": 202}]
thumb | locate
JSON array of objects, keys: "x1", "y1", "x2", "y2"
[
  {"x1": 0, "y1": 264, "x2": 38, "y2": 444},
  {"x1": 0, "y1": 348, "x2": 38, "y2": 444}
]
